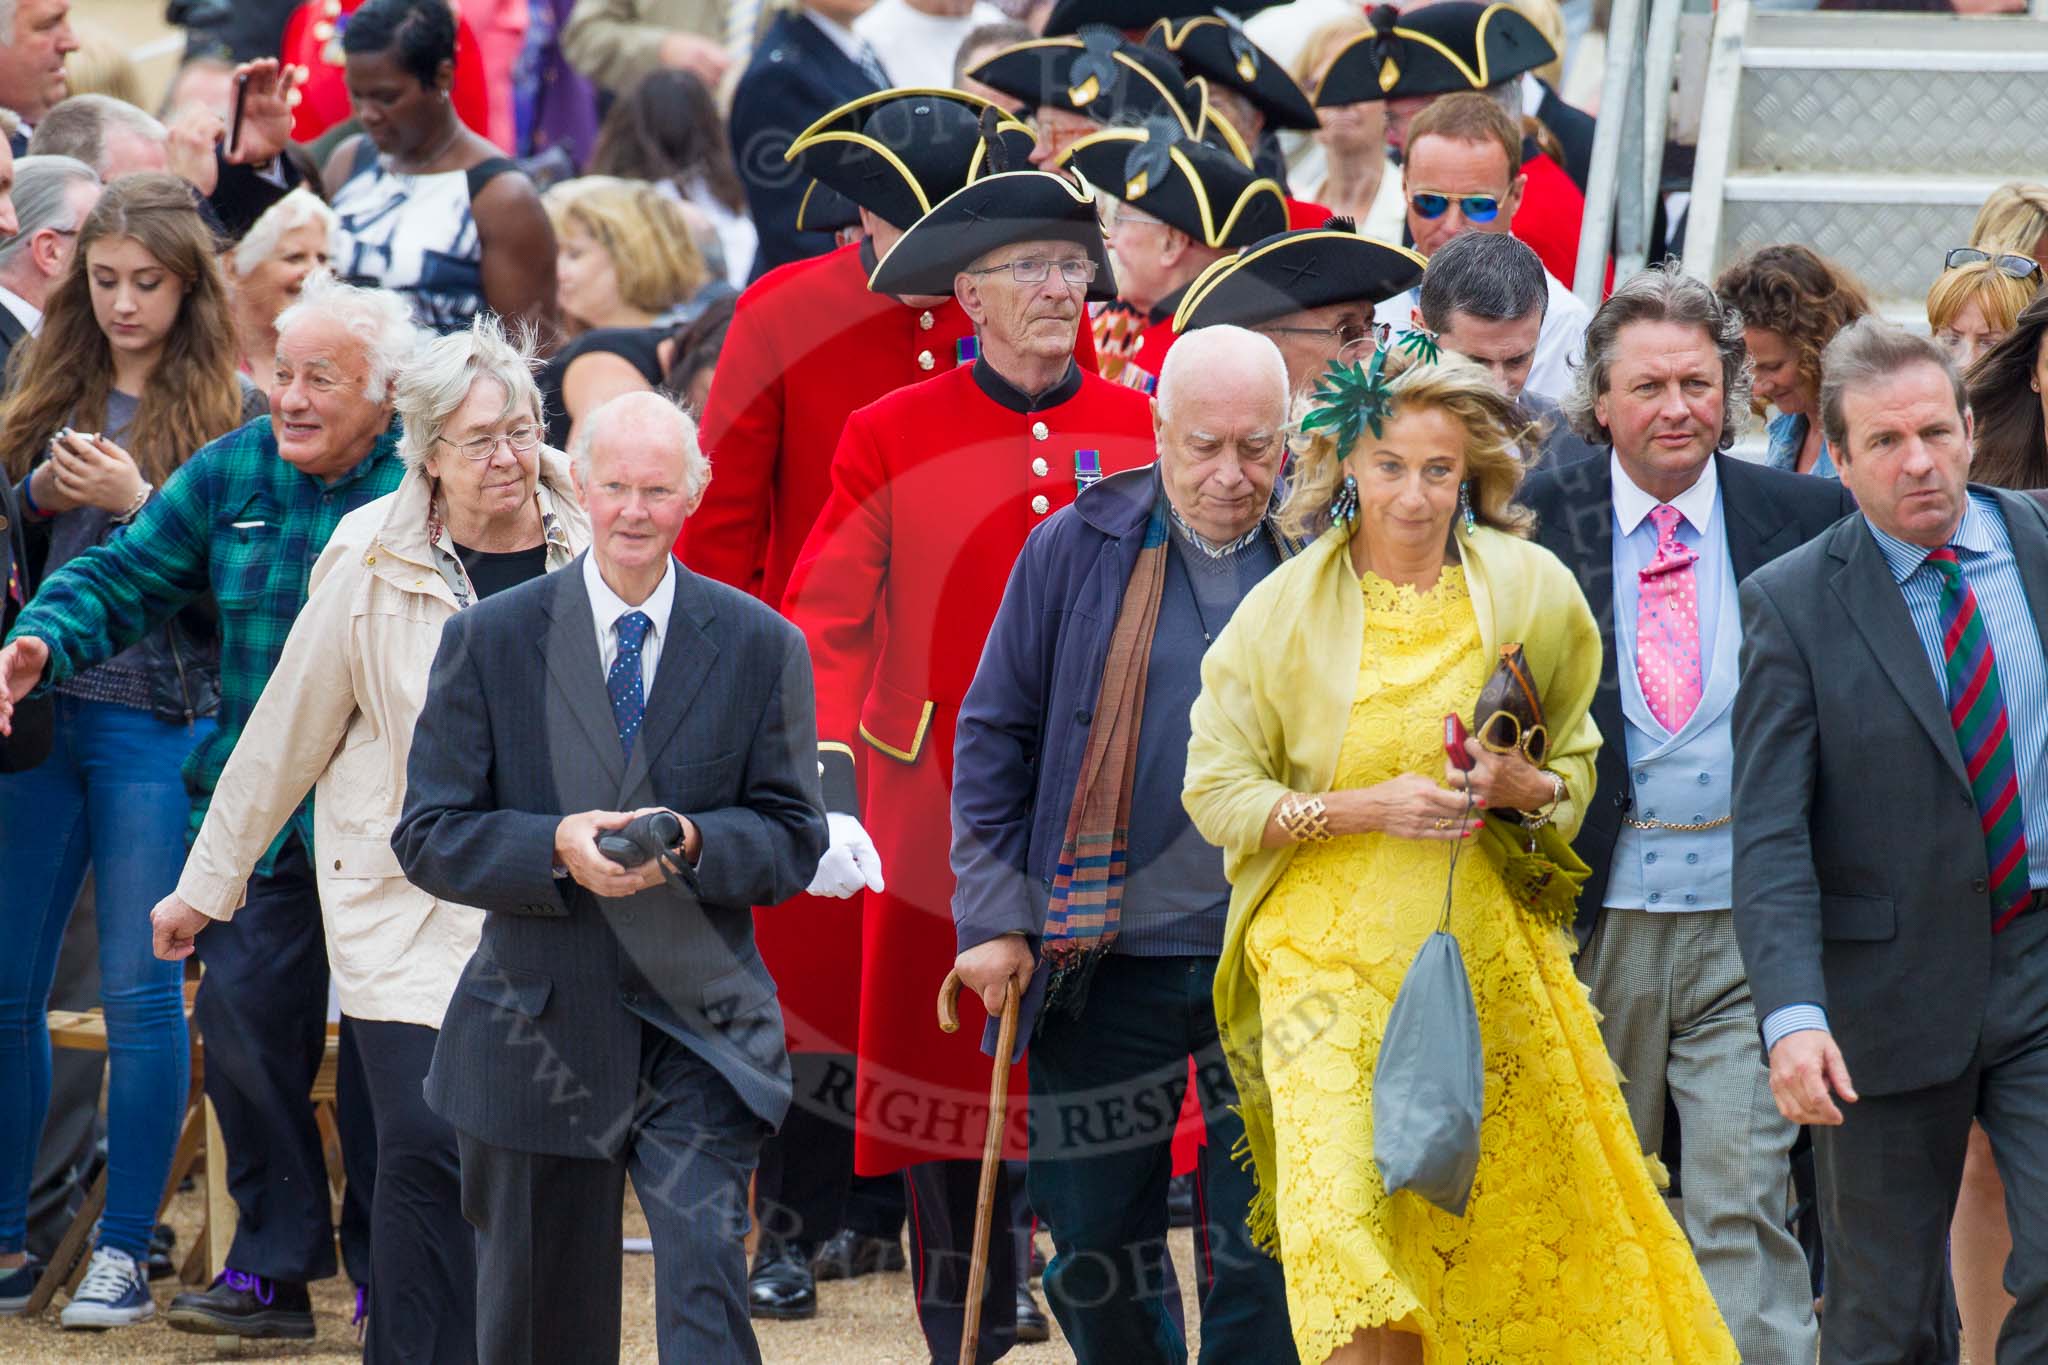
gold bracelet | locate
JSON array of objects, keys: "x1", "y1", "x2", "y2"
[
  {"x1": 1276, "y1": 794, "x2": 1332, "y2": 843},
  {"x1": 1523, "y1": 771, "x2": 1567, "y2": 831}
]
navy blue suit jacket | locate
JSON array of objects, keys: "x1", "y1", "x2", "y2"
[{"x1": 728, "y1": 10, "x2": 884, "y2": 281}]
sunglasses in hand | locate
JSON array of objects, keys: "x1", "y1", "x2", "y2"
[{"x1": 1409, "y1": 191, "x2": 1504, "y2": 224}]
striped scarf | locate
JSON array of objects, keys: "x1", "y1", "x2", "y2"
[{"x1": 1037, "y1": 497, "x2": 1173, "y2": 1022}]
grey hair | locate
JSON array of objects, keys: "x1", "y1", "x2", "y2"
[
  {"x1": 273, "y1": 273, "x2": 423, "y2": 404},
  {"x1": 1562, "y1": 261, "x2": 1753, "y2": 449},
  {"x1": 25, "y1": 95, "x2": 166, "y2": 178},
  {"x1": 1157, "y1": 324, "x2": 1289, "y2": 423},
  {"x1": 569, "y1": 390, "x2": 712, "y2": 500},
  {"x1": 0, "y1": 155, "x2": 100, "y2": 274},
  {"x1": 394, "y1": 315, "x2": 543, "y2": 469},
  {"x1": 1481, "y1": 78, "x2": 1523, "y2": 126},
  {"x1": 1417, "y1": 231, "x2": 1548, "y2": 331},
  {"x1": 231, "y1": 188, "x2": 338, "y2": 278},
  {"x1": 1818, "y1": 316, "x2": 1967, "y2": 462}
]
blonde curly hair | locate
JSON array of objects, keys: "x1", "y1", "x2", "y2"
[{"x1": 1276, "y1": 350, "x2": 1538, "y2": 543}]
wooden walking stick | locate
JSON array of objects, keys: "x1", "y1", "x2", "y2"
[{"x1": 936, "y1": 968, "x2": 1022, "y2": 1365}]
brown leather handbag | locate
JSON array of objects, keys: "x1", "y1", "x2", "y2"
[{"x1": 1473, "y1": 643, "x2": 1547, "y2": 767}]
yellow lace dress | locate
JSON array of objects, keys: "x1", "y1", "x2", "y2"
[{"x1": 1247, "y1": 567, "x2": 1736, "y2": 1365}]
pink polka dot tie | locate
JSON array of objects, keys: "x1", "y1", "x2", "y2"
[{"x1": 1636, "y1": 504, "x2": 1703, "y2": 734}]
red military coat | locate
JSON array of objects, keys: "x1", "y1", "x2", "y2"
[
  {"x1": 784, "y1": 362, "x2": 1156, "y2": 1175},
  {"x1": 685, "y1": 242, "x2": 1097, "y2": 1055}
]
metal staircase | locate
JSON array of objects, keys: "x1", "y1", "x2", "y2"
[{"x1": 1682, "y1": 5, "x2": 2048, "y2": 324}]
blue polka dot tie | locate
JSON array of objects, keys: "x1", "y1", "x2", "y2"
[{"x1": 608, "y1": 611, "x2": 654, "y2": 760}]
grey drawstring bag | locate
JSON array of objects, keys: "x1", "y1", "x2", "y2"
[{"x1": 1372, "y1": 806, "x2": 1485, "y2": 1216}]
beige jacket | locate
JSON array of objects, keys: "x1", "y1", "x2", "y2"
[
  {"x1": 563, "y1": 0, "x2": 732, "y2": 96},
  {"x1": 177, "y1": 451, "x2": 589, "y2": 1027}
]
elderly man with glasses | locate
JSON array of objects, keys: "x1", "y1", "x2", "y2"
[
  {"x1": 782, "y1": 169, "x2": 1157, "y2": 1365},
  {"x1": 1370, "y1": 92, "x2": 1592, "y2": 406}
]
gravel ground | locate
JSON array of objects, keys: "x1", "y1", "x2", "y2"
[{"x1": 0, "y1": 1188, "x2": 1202, "y2": 1363}]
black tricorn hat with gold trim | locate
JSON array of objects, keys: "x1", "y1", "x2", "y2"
[
  {"x1": 868, "y1": 170, "x2": 1118, "y2": 303},
  {"x1": 1145, "y1": 16, "x2": 1316, "y2": 131},
  {"x1": 1171, "y1": 219, "x2": 1425, "y2": 330},
  {"x1": 795, "y1": 181, "x2": 859, "y2": 233},
  {"x1": 966, "y1": 28, "x2": 1198, "y2": 130},
  {"x1": 787, "y1": 89, "x2": 1038, "y2": 231},
  {"x1": 1314, "y1": 2, "x2": 1554, "y2": 106},
  {"x1": 1040, "y1": 0, "x2": 1284, "y2": 36},
  {"x1": 1059, "y1": 119, "x2": 1287, "y2": 249}
]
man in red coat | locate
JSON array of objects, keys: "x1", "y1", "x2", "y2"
[
  {"x1": 783, "y1": 170, "x2": 1156, "y2": 1364},
  {"x1": 1313, "y1": 0, "x2": 1600, "y2": 291},
  {"x1": 681, "y1": 88, "x2": 1041, "y2": 1323},
  {"x1": 1061, "y1": 119, "x2": 1288, "y2": 393}
]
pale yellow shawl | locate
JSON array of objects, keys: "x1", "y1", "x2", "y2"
[{"x1": 1182, "y1": 522, "x2": 1604, "y2": 1249}]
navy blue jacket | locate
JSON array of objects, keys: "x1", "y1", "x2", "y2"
[
  {"x1": 728, "y1": 10, "x2": 883, "y2": 281},
  {"x1": 951, "y1": 465, "x2": 1291, "y2": 1055}
]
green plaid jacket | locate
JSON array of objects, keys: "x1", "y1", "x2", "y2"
[{"x1": 8, "y1": 415, "x2": 405, "y2": 873}]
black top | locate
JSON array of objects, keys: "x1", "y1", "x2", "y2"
[
  {"x1": 539, "y1": 326, "x2": 669, "y2": 447},
  {"x1": 455, "y1": 542, "x2": 551, "y2": 601},
  {"x1": 971, "y1": 357, "x2": 1083, "y2": 413}
]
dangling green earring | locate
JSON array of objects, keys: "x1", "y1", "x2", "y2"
[
  {"x1": 1330, "y1": 472, "x2": 1359, "y2": 526},
  {"x1": 1459, "y1": 480, "x2": 1477, "y2": 535}
]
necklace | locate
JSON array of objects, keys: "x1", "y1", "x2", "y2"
[{"x1": 397, "y1": 114, "x2": 465, "y2": 175}]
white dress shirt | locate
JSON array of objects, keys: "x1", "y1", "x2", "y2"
[
  {"x1": 0, "y1": 283, "x2": 43, "y2": 336},
  {"x1": 854, "y1": 0, "x2": 1005, "y2": 87},
  {"x1": 585, "y1": 552, "x2": 676, "y2": 700},
  {"x1": 1375, "y1": 267, "x2": 1591, "y2": 406}
]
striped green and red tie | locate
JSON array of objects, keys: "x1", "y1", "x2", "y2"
[{"x1": 1929, "y1": 549, "x2": 2033, "y2": 929}]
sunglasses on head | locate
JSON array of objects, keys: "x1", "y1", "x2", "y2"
[
  {"x1": 1945, "y1": 246, "x2": 2042, "y2": 281},
  {"x1": 1409, "y1": 192, "x2": 1502, "y2": 224}
]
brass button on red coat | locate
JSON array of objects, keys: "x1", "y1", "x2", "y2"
[
  {"x1": 917, "y1": 351, "x2": 935, "y2": 371},
  {"x1": 1031, "y1": 457, "x2": 1049, "y2": 477},
  {"x1": 918, "y1": 311, "x2": 934, "y2": 330},
  {"x1": 1031, "y1": 421, "x2": 1049, "y2": 440},
  {"x1": 1031, "y1": 495, "x2": 1050, "y2": 515}
]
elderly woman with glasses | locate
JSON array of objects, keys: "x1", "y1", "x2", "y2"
[{"x1": 146, "y1": 317, "x2": 588, "y2": 1365}]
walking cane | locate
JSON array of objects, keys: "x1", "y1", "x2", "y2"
[{"x1": 936, "y1": 968, "x2": 1022, "y2": 1365}]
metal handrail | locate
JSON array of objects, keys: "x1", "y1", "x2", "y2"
[
  {"x1": 1679, "y1": 0, "x2": 1750, "y2": 282},
  {"x1": 1574, "y1": 0, "x2": 1688, "y2": 304},
  {"x1": 1572, "y1": 0, "x2": 1643, "y2": 306}
]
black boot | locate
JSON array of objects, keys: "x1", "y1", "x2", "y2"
[
  {"x1": 164, "y1": 1269, "x2": 315, "y2": 1339},
  {"x1": 811, "y1": 1229, "x2": 907, "y2": 1281},
  {"x1": 747, "y1": 1238, "x2": 818, "y2": 1321}
]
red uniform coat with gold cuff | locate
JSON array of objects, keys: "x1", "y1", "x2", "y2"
[{"x1": 783, "y1": 360, "x2": 1155, "y2": 1174}]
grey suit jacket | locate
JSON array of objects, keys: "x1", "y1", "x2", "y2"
[
  {"x1": 394, "y1": 554, "x2": 828, "y2": 1157},
  {"x1": 1731, "y1": 489, "x2": 2048, "y2": 1097}
]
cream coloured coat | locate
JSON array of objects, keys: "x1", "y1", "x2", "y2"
[{"x1": 176, "y1": 449, "x2": 589, "y2": 1026}]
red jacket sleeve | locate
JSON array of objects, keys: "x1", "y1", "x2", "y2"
[
  {"x1": 681, "y1": 292, "x2": 780, "y2": 592},
  {"x1": 781, "y1": 409, "x2": 891, "y2": 751}
]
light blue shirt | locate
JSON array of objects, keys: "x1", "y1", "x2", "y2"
[
  {"x1": 1761, "y1": 492, "x2": 2048, "y2": 1052},
  {"x1": 1764, "y1": 411, "x2": 1838, "y2": 480},
  {"x1": 1610, "y1": 453, "x2": 1727, "y2": 675}
]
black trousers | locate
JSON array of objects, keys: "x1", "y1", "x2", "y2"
[
  {"x1": 340, "y1": 1016, "x2": 476, "y2": 1364},
  {"x1": 1028, "y1": 954, "x2": 1293, "y2": 1365},
  {"x1": 905, "y1": 1157, "x2": 1018, "y2": 1365},
  {"x1": 191, "y1": 836, "x2": 368, "y2": 1283},
  {"x1": 753, "y1": 1051, "x2": 906, "y2": 1248},
  {"x1": 459, "y1": 1020, "x2": 766, "y2": 1365}
]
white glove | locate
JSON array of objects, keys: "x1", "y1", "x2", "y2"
[{"x1": 807, "y1": 812, "x2": 886, "y2": 898}]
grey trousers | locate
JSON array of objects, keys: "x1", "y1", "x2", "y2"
[
  {"x1": 1578, "y1": 907, "x2": 1818, "y2": 1364},
  {"x1": 458, "y1": 1021, "x2": 767, "y2": 1365},
  {"x1": 1812, "y1": 904, "x2": 2048, "y2": 1365}
]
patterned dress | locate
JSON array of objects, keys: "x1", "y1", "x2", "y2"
[
  {"x1": 1246, "y1": 566, "x2": 1736, "y2": 1364},
  {"x1": 330, "y1": 154, "x2": 518, "y2": 335}
]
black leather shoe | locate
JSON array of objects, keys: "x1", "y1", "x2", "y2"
[
  {"x1": 1014, "y1": 1283, "x2": 1050, "y2": 1343},
  {"x1": 811, "y1": 1229, "x2": 906, "y2": 1281},
  {"x1": 748, "y1": 1240, "x2": 817, "y2": 1321},
  {"x1": 164, "y1": 1269, "x2": 315, "y2": 1338}
]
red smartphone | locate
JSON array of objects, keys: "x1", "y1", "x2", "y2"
[
  {"x1": 227, "y1": 73, "x2": 249, "y2": 159},
  {"x1": 1444, "y1": 714, "x2": 1475, "y2": 771}
]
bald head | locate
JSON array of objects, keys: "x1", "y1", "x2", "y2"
[
  {"x1": 1152, "y1": 325, "x2": 1290, "y2": 545},
  {"x1": 572, "y1": 390, "x2": 709, "y2": 499},
  {"x1": 574, "y1": 391, "x2": 709, "y2": 602}
]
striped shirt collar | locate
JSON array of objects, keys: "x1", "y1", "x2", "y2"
[{"x1": 1866, "y1": 492, "x2": 1994, "y2": 585}]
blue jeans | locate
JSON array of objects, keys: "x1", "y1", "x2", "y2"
[{"x1": 0, "y1": 695, "x2": 211, "y2": 1259}]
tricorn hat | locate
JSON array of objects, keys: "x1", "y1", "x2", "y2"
[
  {"x1": 1171, "y1": 218, "x2": 1425, "y2": 330},
  {"x1": 1145, "y1": 16, "x2": 1316, "y2": 131},
  {"x1": 1314, "y1": 2, "x2": 1555, "y2": 106},
  {"x1": 868, "y1": 170, "x2": 1118, "y2": 302},
  {"x1": 1040, "y1": 0, "x2": 1285, "y2": 36},
  {"x1": 1059, "y1": 118, "x2": 1287, "y2": 249},
  {"x1": 795, "y1": 181, "x2": 859, "y2": 233},
  {"x1": 967, "y1": 28, "x2": 1199, "y2": 130},
  {"x1": 787, "y1": 89, "x2": 1038, "y2": 230}
]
